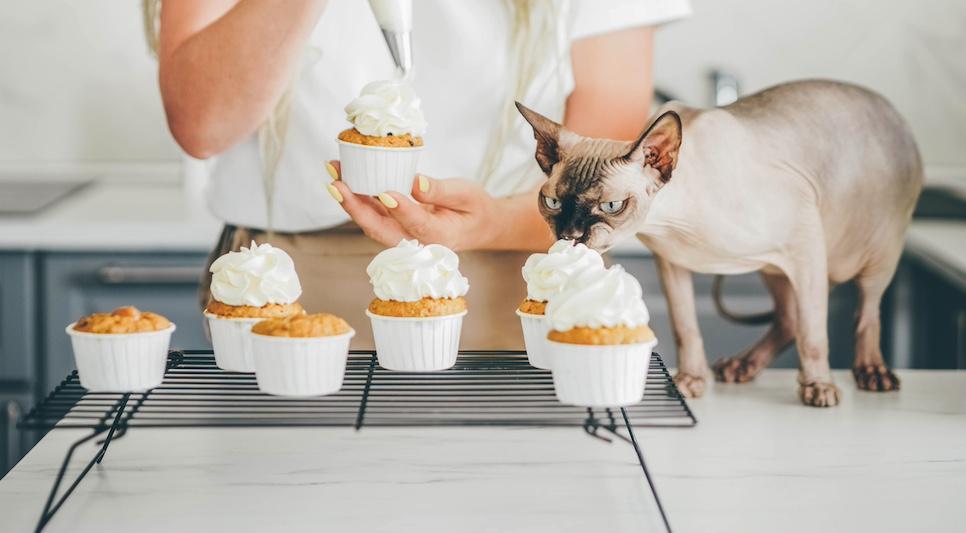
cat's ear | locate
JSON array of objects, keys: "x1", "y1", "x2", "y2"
[
  {"x1": 515, "y1": 102, "x2": 562, "y2": 174},
  {"x1": 626, "y1": 111, "x2": 682, "y2": 183}
]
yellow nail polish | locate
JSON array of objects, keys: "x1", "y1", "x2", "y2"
[
  {"x1": 326, "y1": 183, "x2": 343, "y2": 204},
  {"x1": 417, "y1": 175, "x2": 430, "y2": 193},
  {"x1": 377, "y1": 193, "x2": 398, "y2": 208},
  {"x1": 325, "y1": 162, "x2": 339, "y2": 181}
]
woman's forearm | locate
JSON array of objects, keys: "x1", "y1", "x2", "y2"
[
  {"x1": 159, "y1": 0, "x2": 327, "y2": 158},
  {"x1": 485, "y1": 189, "x2": 555, "y2": 251}
]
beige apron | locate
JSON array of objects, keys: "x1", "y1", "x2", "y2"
[{"x1": 202, "y1": 223, "x2": 528, "y2": 350}]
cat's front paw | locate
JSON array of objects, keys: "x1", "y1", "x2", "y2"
[
  {"x1": 673, "y1": 372, "x2": 706, "y2": 398},
  {"x1": 853, "y1": 365, "x2": 900, "y2": 391},
  {"x1": 798, "y1": 381, "x2": 840, "y2": 407}
]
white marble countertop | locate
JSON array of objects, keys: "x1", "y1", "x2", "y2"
[{"x1": 1, "y1": 369, "x2": 964, "y2": 532}]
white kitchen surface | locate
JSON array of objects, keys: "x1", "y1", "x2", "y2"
[{"x1": 1, "y1": 369, "x2": 963, "y2": 533}]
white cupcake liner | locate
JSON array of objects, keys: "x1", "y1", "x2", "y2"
[
  {"x1": 250, "y1": 330, "x2": 355, "y2": 397},
  {"x1": 205, "y1": 312, "x2": 263, "y2": 372},
  {"x1": 516, "y1": 309, "x2": 552, "y2": 370},
  {"x1": 337, "y1": 140, "x2": 423, "y2": 195},
  {"x1": 548, "y1": 338, "x2": 657, "y2": 408},
  {"x1": 366, "y1": 310, "x2": 466, "y2": 371},
  {"x1": 66, "y1": 323, "x2": 176, "y2": 393}
]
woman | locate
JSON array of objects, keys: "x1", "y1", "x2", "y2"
[{"x1": 153, "y1": 0, "x2": 690, "y2": 348}]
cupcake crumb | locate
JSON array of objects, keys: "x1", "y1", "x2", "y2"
[
  {"x1": 548, "y1": 325, "x2": 655, "y2": 346},
  {"x1": 206, "y1": 300, "x2": 305, "y2": 319},
  {"x1": 74, "y1": 307, "x2": 171, "y2": 334},
  {"x1": 368, "y1": 297, "x2": 467, "y2": 318},
  {"x1": 252, "y1": 313, "x2": 352, "y2": 338},
  {"x1": 338, "y1": 128, "x2": 423, "y2": 147}
]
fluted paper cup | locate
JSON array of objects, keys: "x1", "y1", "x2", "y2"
[
  {"x1": 66, "y1": 323, "x2": 175, "y2": 392},
  {"x1": 516, "y1": 309, "x2": 552, "y2": 370},
  {"x1": 337, "y1": 140, "x2": 423, "y2": 195},
  {"x1": 205, "y1": 312, "x2": 262, "y2": 372},
  {"x1": 548, "y1": 338, "x2": 657, "y2": 407},
  {"x1": 366, "y1": 310, "x2": 466, "y2": 371},
  {"x1": 250, "y1": 330, "x2": 355, "y2": 397}
]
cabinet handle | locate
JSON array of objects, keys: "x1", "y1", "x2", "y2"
[{"x1": 97, "y1": 265, "x2": 202, "y2": 285}]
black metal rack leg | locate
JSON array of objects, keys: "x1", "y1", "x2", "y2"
[
  {"x1": 621, "y1": 407, "x2": 672, "y2": 533},
  {"x1": 34, "y1": 393, "x2": 130, "y2": 533}
]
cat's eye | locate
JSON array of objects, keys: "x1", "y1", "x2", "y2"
[
  {"x1": 599, "y1": 200, "x2": 626, "y2": 214},
  {"x1": 543, "y1": 196, "x2": 562, "y2": 210}
]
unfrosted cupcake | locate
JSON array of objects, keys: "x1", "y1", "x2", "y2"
[
  {"x1": 205, "y1": 241, "x2": 304, "y2": 372},
  {"x1": 67, "y1": 306, "x2": 176, "y2": 392},
  {"x1": 337, "y1": 79, "x2": 426, "y2": 195},
  {"x1": 545, "y1": 266, "x2": 656, "y2": 407},
  {"x1": 517, "y1": 240, "x2": 604, "y2": 369},
  {"x1": 250, "y1": 313, "x2": 355, "y2": 397},
  {"x1": 365, "y1": 239, "x2": 469, "y2": 371}
]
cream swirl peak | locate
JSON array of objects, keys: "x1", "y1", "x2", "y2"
[
  {"x1": 545, "y1": 265, "x2": 649, "y2": 332},
  {"x1": 367, "y1": 239, "x2": 469, "y2": 302},
  {"x1": 521, "y1": 239, "x2": 605, "y2": 302},
  {"x1": 345, "y1": 79, "x2": 427, "y2": 137},
  {"x1": 209, "y1": 241, "x2": 302, "y2": 307}
]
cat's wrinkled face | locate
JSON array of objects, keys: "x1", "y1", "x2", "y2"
[{"x1": 517, "y1": 103, "x2": 682, "y2": 252}]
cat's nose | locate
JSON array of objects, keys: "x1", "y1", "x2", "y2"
[{"x1": 558, "y1": 229, "x2": 585, "y2": 241}]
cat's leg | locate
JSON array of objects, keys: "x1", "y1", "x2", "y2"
[
  {"x1": 786, "y1": 238, "x2": 840, "y2": 407},
  {"x1": 852, "y1": 259, "x2": 901, "y2": 391},
  {"x1": 713, "y1": 271, "x2": 797, "y2": 383},
  {"x1": 655, "y1": 255, "x2": 710, "y2": 398}
]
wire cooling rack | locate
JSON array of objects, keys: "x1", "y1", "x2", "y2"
[{"x1": 20, "y1": 350, "x2": 696, "y2": 532}]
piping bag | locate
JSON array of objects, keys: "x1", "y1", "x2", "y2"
[{"x1": 368, "y1": 0, "x2": 413, "y2": 77}]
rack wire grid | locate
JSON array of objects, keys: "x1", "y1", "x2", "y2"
[{"x1": 19, "y1": 349, "x2": 696, "y2": 533}]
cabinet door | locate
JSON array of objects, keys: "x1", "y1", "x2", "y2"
[
  {"x1": 0, "y1": 390, "x2": 33, "y2": 477},
  {"x1": 42, "y1": 253, "x2": 211, "y2": 391},
  {"x1": 0, "y1": 253, "x2": 36, "y2": 382}
]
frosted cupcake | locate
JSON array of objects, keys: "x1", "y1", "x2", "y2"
[
  {"x1": 365, "y1": 239, "x2": 469, "y2": 371},
  {"x1": 250, "y1": 313, "x2": 355, "y2": 397},
  {"x1": 545, "y1": 266, "x2": 656, "y2": 407},
  {"x1": 66, "y1": 306, "x2": 176, "y2": 392},
  {"x1": 518, "y1": 240, "x2": 604, "y2": 369},
  {"x1": 204, "y1": 241, "x2": 304, "y2": 372},
  {"x1": 337, "y1": 79, "x2": 426, "y2": 195}
]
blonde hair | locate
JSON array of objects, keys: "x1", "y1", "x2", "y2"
[{"x1": 143, "y1": 0, "x2": 564, "y2": 226}]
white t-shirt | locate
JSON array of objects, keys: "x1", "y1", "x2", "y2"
[{"x1": 207, "y1": 0, "x2": 691, "y2": 232}]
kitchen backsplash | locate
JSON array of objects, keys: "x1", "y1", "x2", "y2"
[{"x1": 1, "y1": 0, "x2": 963, "y2": 183}]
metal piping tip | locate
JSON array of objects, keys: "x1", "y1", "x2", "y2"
[{"x1": 381, "y1": 29, "x2": 412, "y2": 77}]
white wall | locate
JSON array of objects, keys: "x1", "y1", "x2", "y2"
[
  {"x1": 653, "y1": 0, "x2": 966, "y2": 180},
  {"x1": 0, "y1": 0, "x2": 179, "y2": 165},
  {"x1": 0, "y1": 0, "x2": 963, "y2": 179}
]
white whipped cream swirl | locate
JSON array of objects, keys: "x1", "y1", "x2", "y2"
[
  {"x1": 545, "y1": 265, "x2": 649, "y2": 331},
  {"x1": 522, "y1": 239, "x2": 605, "y2": 302},
  {"x1": 367, "y1": 239, "x2": 469, "y2": 302},
  {"x1": 209, "y1": 241, "x2": 302, "y2": 307},
  {"x1": 345, "y1": 79, "x2": 427, "y2": 137}
]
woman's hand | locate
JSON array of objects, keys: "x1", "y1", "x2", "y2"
[{"x1": 325, "y1": 161, "x2": 553, "y2": 251}]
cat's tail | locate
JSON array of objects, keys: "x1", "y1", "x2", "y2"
[{"x1": 711, "y1": 275, "x2": 774, "y2": 325}]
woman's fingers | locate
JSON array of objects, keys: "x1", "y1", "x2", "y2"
[
  {"x1": 329, "y1": 180, "x2": 411, "y2": 245},
  {"x1": 378, "y1": 192, "x2": 438, "y2": 242},
  {"x1": 325, "y1": 160, "x2": 341, "y2": 180},
  {"x1": 410, "y1": 175, "x2": 482, "y2": 212}
]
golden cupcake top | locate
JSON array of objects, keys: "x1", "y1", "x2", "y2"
[
  {"x1": 548, "y1": 325, "x2": 655, "y2": 346},
  {"x1": 338, "y1": 128, "x2": 423, "y2": 147},
  {"x1": 73, "y1": 306, "x2": 171, "y2": 334},
  {"x1": 252, "y1": 313, "x2": 352, "y2": 338},
  {"x1": 205, "y1": 300, "x2": 304, "y2": 319},
  {"x1": 368, "y1": 296, "x2": 467, "y2": 318}
]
